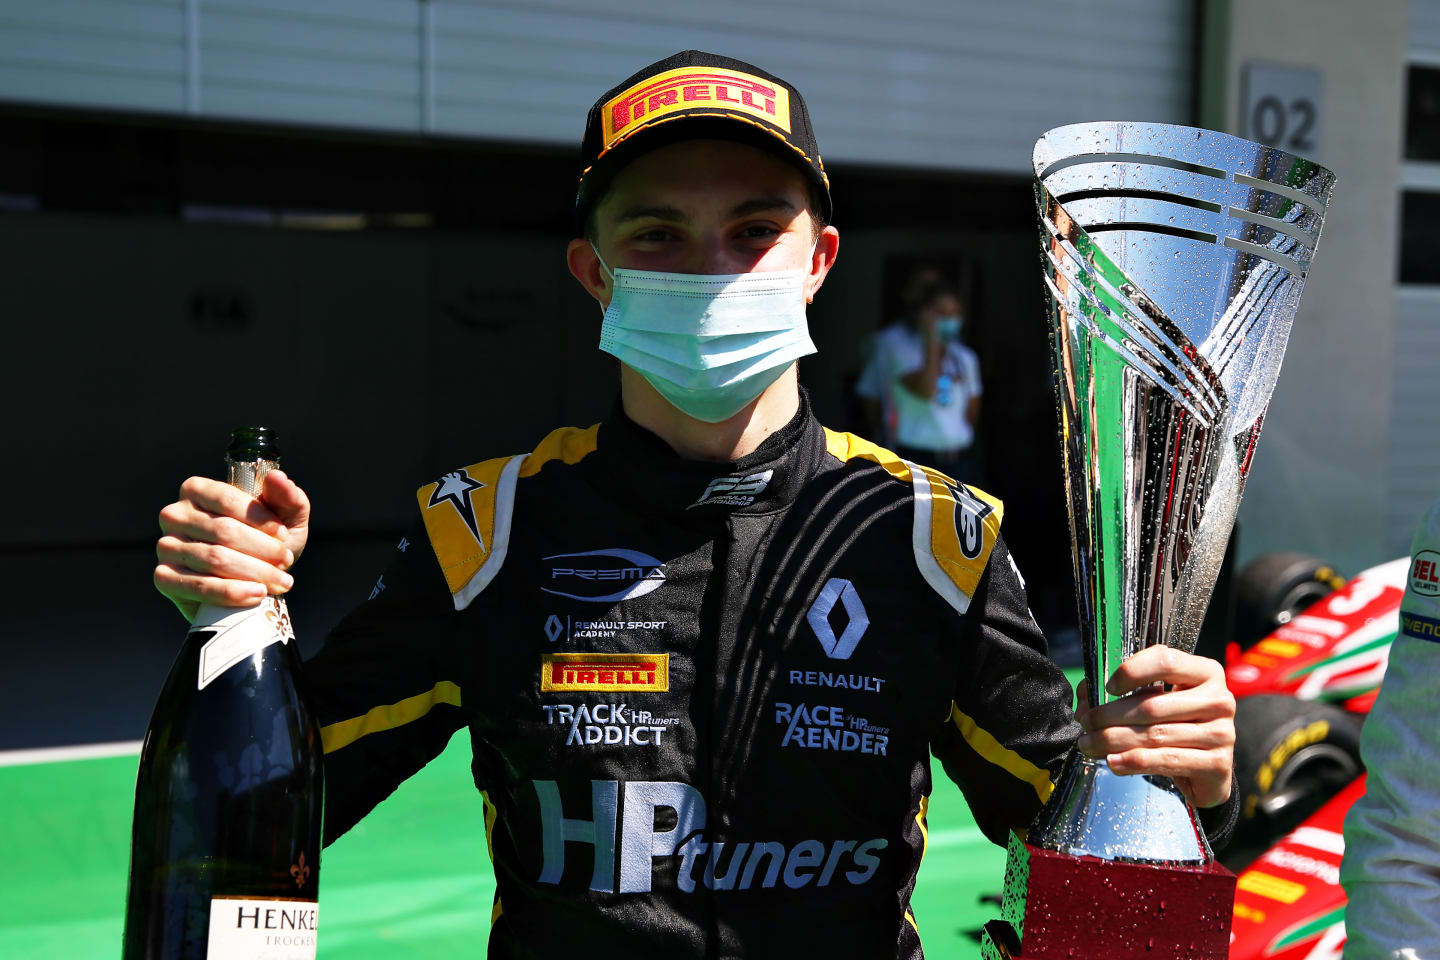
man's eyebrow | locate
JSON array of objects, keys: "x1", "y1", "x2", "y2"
[
  {"x1": 730, "y1": 197, "x2": 798, "y2": 218},
  {"x1": 614, "y1": 204, "x2": 688, "y2": 224}
]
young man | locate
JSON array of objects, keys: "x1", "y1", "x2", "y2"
[{"x1": 154, "y1": 51, "x2": 1237, "y2": 958}]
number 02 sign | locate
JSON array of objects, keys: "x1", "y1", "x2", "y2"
[{"x1": 1242, "y1": 62, "x2": 1323, "y2": 158}]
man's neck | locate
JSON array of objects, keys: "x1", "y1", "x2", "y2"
[{"x1": 619, "y1": 365, "x2": 801, "y2": 463}]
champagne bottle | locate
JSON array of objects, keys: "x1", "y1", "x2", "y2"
[{"x1": 124, "y1": 427, "x2": 324, "y2": 959}]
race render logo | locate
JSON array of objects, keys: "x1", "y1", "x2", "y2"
[
  {"x1": 543, "y1": 548, "x2": 667, "y2": 603},
  {"x1": 533, "y1": 779, "x2": 886, "y2": 894},
  {"x1": 774, "y1": 701, "x2": 889, "y2": 756},
  {"x1": 689, "y1": 469, "x2": 773, "y2": 509},
  {"x1": 542, "y1": 702, "x2": 679, "y2": 746}
]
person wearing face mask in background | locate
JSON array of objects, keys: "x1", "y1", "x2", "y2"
[
  {"x1": 149, "y1": 50, "x2": 1238, "y2": 958},
  {"x1": 857, "y1": 280, "x2": 984, "y2": 485}
]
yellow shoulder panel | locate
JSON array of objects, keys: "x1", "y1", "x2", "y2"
[
  {"x1": 416, "y1": 424, "x2": 600, "y2": 606},
  {"x1": 919, "y1": 465, "x2": 1004, "y2": 601},
  {"x1": 519, "y1": 423, "x2": 600, "y2": 478},
  {"x1": 416, "y1": 455, "x2": 515, "y2": 597},
  {"x1": 822, "y1": 428, "x2": 913, "y2": 484},
  {"x1": 823, "y1": 427, "x2": 1003, "y2": 611}
]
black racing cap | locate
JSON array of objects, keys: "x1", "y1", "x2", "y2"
[{"x1": 575, "y1": 50, "x2": 832, "y2": 234}]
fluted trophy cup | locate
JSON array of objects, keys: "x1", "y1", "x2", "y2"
[{"x1": 981, "y1": 124, "x2": 1336, "y2": 959}]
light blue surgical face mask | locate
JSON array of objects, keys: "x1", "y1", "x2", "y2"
[
  {"x1": 935, "y1": 315, "x2": 962, "y2": 341},
  {"x1": 592, "y1": 246, "x2": 818, "y2": 423}
]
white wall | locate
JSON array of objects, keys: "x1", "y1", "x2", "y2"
[
  {"x1": 0, "y1": 0, "x2": 1194, "y2": 175},
  {"x1": 1201, "y1": 0, "x2": 1409, "y2": 573}
]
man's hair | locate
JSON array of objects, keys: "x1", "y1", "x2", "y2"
[
  {"x1": 581, "y1": 184, "x2": 829, "y2": 244},
  {"x1": 908, "y1": 281, "x2": 962, "y2": 317}
]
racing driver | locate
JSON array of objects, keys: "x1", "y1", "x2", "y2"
[{"x1": 153, "y1": 51, "x2": 1238, "y2": 958}]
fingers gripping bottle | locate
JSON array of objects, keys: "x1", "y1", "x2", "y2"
[{"x1": 124, "y1": 427, "x2": 323, "y2": 959}]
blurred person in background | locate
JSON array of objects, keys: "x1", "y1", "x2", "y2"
[
  {"x1": 149, "y1": 49, "x2": 1235, "y2": 958},
  {"x1": 857, "y1": 279, "x2": 984, "y2": 483},
  {"x1": 1341, "y1": 497, "x2": 1440, "y2": 959}
]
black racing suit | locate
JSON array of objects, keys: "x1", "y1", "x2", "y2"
[{"x1": 306, "y1": 392, "x2": 1236, "y2": 959}]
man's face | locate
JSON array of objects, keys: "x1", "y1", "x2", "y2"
[{"x1": 588, "y1": 139, "x2": 825, "y2": 284}]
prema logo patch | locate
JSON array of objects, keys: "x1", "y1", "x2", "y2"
[
  {"x1": 542, "y1": 548, "x2": 667, "y2": 602},
  {"x1": 541, "y1": 653, "x2": 669, "y2": 692},
  {"x1": 806, "y1": 578, "x2": 869, "y2": 660}
]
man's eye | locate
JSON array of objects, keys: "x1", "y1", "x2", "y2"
[
  {"x1": 739, "y1": 224, "x2": 781, "y2": 240},
  {"x1": 633, "y1": 228, "x2": 672, "y2": 243}
]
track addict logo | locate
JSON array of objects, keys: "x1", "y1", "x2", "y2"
[
  {"x1": 689, "y1": 469, "x2": 773, "y2": 509},
  {"x1": 533, "y1": 780, "x2": 887, "y2": 894},
  {"x1": 542, "y1": 548, "x2": 667, "y2": 603},
  {"x1": 542, "y1": 702, "x2": 679, "y2": 746}
]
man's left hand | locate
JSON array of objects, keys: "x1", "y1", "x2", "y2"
[{"x1": 1075, "y1": 646, "x2": 1236, "y2": 809}]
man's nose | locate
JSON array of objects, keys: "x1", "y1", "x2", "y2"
[{"x1": 689, "y1": 238, "x2": 731, "y2": 276}]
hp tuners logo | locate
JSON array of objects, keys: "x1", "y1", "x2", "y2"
[
  {"x1": 542, "y1": 548, "x2": 667, "y2": 603},
  {"x1": 534, "y1": 780, "x2": 886, "y2": 894},
  {"x1": 806, "y1": 578, "x2": 869, "y2": 660}
]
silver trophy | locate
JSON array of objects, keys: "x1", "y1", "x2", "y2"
[{"x1": 1029, "y1": 123, "x2": 1336, "y2": 865}]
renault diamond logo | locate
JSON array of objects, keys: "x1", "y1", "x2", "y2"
[
  {"x1": 545, "y1": 615, "x2": 566, "y2": 643},
  {"x1": 806, "y1": 578, "x2": 869, "y2": 660}
]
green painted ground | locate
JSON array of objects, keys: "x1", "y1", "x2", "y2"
[{"x1": 4, "y1": 672, "x2": 1079, "y2": 958}]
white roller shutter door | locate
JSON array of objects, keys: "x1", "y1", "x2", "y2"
[{"x1": 0, "y1": 0, "x2": 1195, "y2": 175}]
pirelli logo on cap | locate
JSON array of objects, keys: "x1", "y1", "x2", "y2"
[
  {"x1": 541, "y1": 652, "x2": 670, "y2": 692},
  {"x1": 603, "y1": 67, "x2": 791, "y2": 149}
]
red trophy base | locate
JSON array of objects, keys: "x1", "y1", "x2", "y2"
[{"x1": 980, "y1": 833, "x2": 1236, "y2": 960}]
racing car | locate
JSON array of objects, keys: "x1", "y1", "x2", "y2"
[{"x1": 1221, "y1": 553, "x2": 1410, "y2": 958}]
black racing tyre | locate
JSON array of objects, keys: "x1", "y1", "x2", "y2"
[
  {"x1": 1223, "y1": 693, "x2": 1363, "y2": 871},
  {"x1": 1232, "y1": 552, "x2": 1346, "y2": 649}
]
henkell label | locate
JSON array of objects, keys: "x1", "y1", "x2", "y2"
[
  {"x1": 194, "y1": 598, "x2": 295, "y2": 690},
  {"x1": 207, "y1": 897, "x2": 318, "y2": 960}
]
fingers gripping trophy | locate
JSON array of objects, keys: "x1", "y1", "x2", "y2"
[{"x1": 981, "y1": 124, "x2": 1335, "y2": 960}]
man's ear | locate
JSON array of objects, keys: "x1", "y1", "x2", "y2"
[
  {"x1": 566, "y1": 237, "x2": 611, "y2": 308},
  {"x1": 804, "y1": 225, "x2": 840, "y2": 304}
]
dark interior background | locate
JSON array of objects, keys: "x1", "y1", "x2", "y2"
[{"x1": 0, "y1": 103, "x2": 1070, "y2": 750}]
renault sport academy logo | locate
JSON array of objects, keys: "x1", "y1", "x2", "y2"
[
  {"x1": 542, "y1": 548, "x2": 667, "y2": 603},
  {"x1": 806, "y1": 578, "x2": 869, "y2": 660}
]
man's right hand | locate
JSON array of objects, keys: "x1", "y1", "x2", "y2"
[{"x1": 154, "y1": 470, "x2": 311, "y2": 622}]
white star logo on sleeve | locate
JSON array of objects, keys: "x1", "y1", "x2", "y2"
[{"x1": 427, "y1": 469, "x2": 488, "y2": 551}]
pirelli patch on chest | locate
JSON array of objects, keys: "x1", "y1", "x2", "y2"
[{"x1": 540, "y1": 652, "x2": 669, "y2": 693}]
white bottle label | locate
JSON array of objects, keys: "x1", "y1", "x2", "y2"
[
  {"x1": 207, "y1": 897, "x2": 318, "y2": 959},
  {"x1": 193, "y1": 598, "x2": 296, "y2": 690}
]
